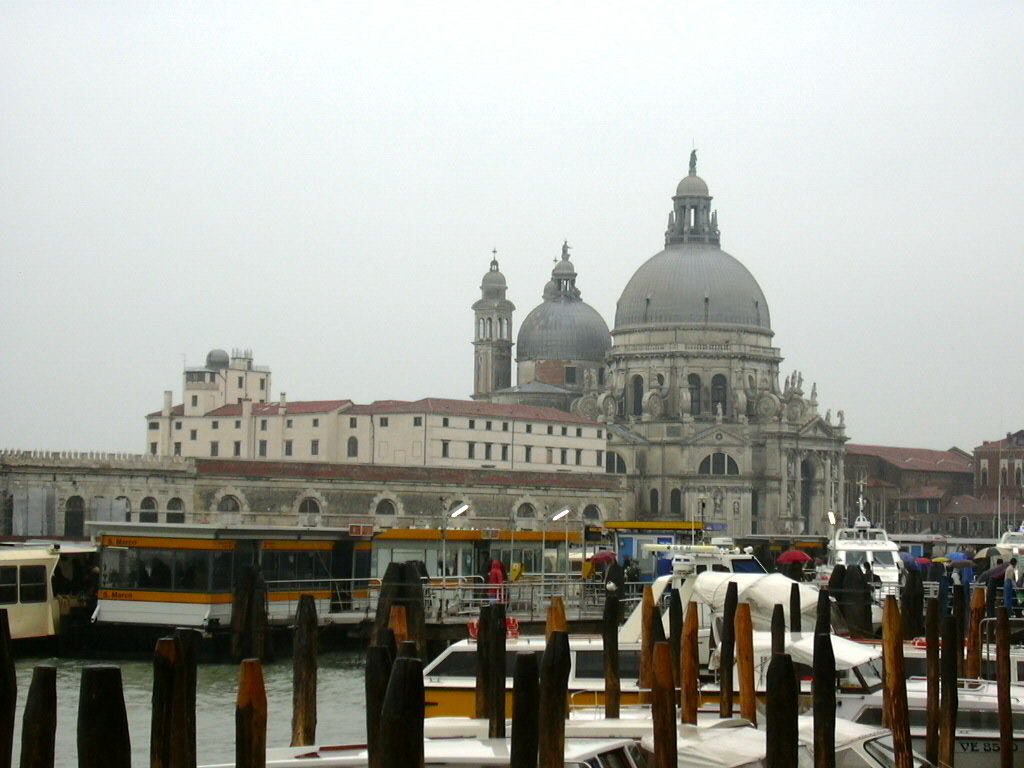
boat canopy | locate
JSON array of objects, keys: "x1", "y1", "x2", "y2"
[
  {"x1": 678, "y1": 572, "x2": 822, "y2": 632},
  {"x1": 641, "y1": 723, "x2": 812, "y2": 767}
]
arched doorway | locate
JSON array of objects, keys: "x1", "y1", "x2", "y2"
[
  {"x1": 630, "y1": 375, "x2": 644, "y2": 417},
  {"x1": 64, "y1": 496, "x2": 85, "y2": 537},
  {"x1": 800, "y1": 460, "x2": 815, "y2": 534},
  {"x1": 670, "y1": 489, "x2": 682, "y2": 516}
]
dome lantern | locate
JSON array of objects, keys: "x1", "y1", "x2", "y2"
[{"x1": 665, "y1": 150, "x2": 720, "y2": 247}]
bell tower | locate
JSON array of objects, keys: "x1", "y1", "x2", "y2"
[{"x1": 472, "y1": 251, "x2": 515, "y2": 398}]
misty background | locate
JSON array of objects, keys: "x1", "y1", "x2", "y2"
[{"x1": 2, "y1": 2, "x2": 1021, "y2": 453}]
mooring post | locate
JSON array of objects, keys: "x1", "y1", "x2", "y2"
[
  {"x1": 996, "y1": 606, "x2": 1012, "y2": 768},
  {"x1": 924, "y1": 597, "x2": 939, "y2": 767},
  {"x1": 764, "y1": 653, "x2": 798, "y2": 768},
  {"x1": 476, "y1": 603, "x2": 493, "y2": 719},
  {"x1": 771, "y1": 603, "x2": 786, "y2": 656},
  {"x1": 735, "y1": 602, "x2": 756, "y2": 726},
  {"x1": 639, "y1": 585, "x2": 661, "y2": 701},
  {"x1": 651, "y1": 642, "x2": 677, "y2": 768},
  {"x1": 938, "y1": 615, "x2": 958, "y2": 768},
  {"x1": 719, "y1": 581, "x2": 737, "y2": 717},
  {"x1": 0, "y1": 610, "x2": 16, "y2": 768},
  {"x1": 387, "y1": 605, "x2": 408, "y2": 647},
  {"x1": 545, "y1": 596, "x2": 567, "y2": 639},
  {"x1": 380, "y1": 656, "x2": 425, "y2": 768},
  {"x1": 881, "y1": 597, "x2": 912, "y2": 768},
  {"x1": 680, "y1": 601, "x2": 699, "y2": 725},
  {"x1": 952, "y1": 584, "x2": 965, "y2": 677},
  {"x1": 789, "y1": 582, "x2": 802, "y2": 634},
  {"x1": 668, "y1": 588, "x2": 682, "y2": 689},
  {"x1": 249, "y1": 568, "x2": 270, "y2": 663},
  {"x1": 78, "y1": 665, "x2": 131, "y2": 768},
  {"x1": 537, "y1": 630, "x2": 570, "y2": 768},
  {"x1": 174, "y1": 627, "x2": 201, "y2": 768},
  {"x1": 18, "y1": 665, "x2": 56, "y2": 768},
  {"x1": 291, "y1": 594, "x2": 319, "y2": 747},
  {"x1": 812, "y1": 591, "x2": 834, "y2": 768},
  {"x1": 235, "y1": 659, "x2": 267, "y2": 768},
  {"x1": 151, "y1": 636, "x2": 179, "y2": 768},
  {"x1": 602, "y1": 584, "x2": 621, "y2": 719},
  {"x1": 510, "y1": 653, "x2": 540, "y2": 768},
  {"x1": 488, "y1": 602, "x2": 507, "y2": 738},
  {"x1": 965, "y1": 586, "x2": 986, "y2": 679},
  {"x1": 364, "y1": 644, "x2": 394, "y2": 768}
]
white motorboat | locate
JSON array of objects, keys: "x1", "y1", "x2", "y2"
[{"x1": 818, "y1": 514, "x2": 902, "y2": 587}]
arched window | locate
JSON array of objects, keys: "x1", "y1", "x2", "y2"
[
  {"x1": 140, "y1": 496, "x2": 159, "y2": 523},
  {"x1": 711, "y1": 374, "x2": 727, "y2": 417},
  {"x1": 1016, "y1": 466, "x2": 1022, "y2": 487},
  {"x1": 64, "y1": 496, "x2": 85, "y2": 538},
  {"x1": 347, "y1": 436, "x2": 358, "y2": 458},
  {"x1": 486, "y1": 318, "x2": 493, "y2": 339},
  {"x1": 115, "y1": 495, "x2": 131, "y2": 522},
  {"x1": 582, "y1": 504, "x2": 601, "y2": 522},
  {"x1": 605, "y1": 452, "x2": 627, "y2": 474},
  {"x1": 1001, "y1": 467, "x2": 1008, "y2": 486},
  {"x1": 516, "y1": 503, "x2": 536, "y2": 519},
  {"x1": 217, "y1": 495, "x2": 241, "y2": 512},
  {"x1": 687, "y1": 374, "x2": 701, "y2": 416},
  {"x1": 670, "y1": 489, "x2": 682, "y2": 516},
  {"x1": 698, "y1": 453, "x2": 739, "y2": 475},
  {"x1": 375, "y1": 499, "x2": 396, "y2": 516},
  {"x1": 959, "y1": 516, "x2": 969, "y2": 535},
  {"x1": 630, "y1": 375, "x2": 644, "y2": 417},
  {"x1": 166, "y1": 497, "x2": 185, "y2": 524},
  {"x1": 649, "y1": 489, "x2": 660, "y2": 515},
  {"x1": 981, "y1": 469, "x2": 989, "y2": 486},
  {"x1": 478, "y1": 318, "x2": 485, "y2": 339},
  {"x1": 299, "y1": 498, "x2": 320, "y2": 516}
]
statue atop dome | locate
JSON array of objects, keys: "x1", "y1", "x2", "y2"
[{"x1": 689, "y1": 148, "x2": 697, "y2": 175}]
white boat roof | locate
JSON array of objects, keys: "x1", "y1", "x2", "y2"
[
  {"x1": 678, "y1": 572, "x2": 823, "y2": 632},
  {"x1": 715, "y1": 631, "x2": 880, "y2": 672},
  {"x1": 796, "y1": 715, "x2": 887, "y2": 748},
  {"x1": 424, "y1": 714, "x2": 751, "y2": 741},
  {"x1": 641, "y1": 723, "x2": 812, "y2": 768}
]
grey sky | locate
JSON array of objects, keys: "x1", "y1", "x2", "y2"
[{"x1": 2, "y1": 2, "x2": 1021, "y2": 454}]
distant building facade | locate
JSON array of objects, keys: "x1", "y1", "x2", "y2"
[{"x1": 973, "y1": 430, "x2": 1024, "y2": 534}]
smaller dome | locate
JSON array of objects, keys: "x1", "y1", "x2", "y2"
[
  {"x1": 206, "y1": 349, "x2": 229, "y2": 369},
  {"x1": 481, "y1": 257, "x2": 506, "y2": 288},
  {"x1": 676, "y1": 173, "x2": 709, "y2": 197},
  {"x1": 552, "y1": 258, "x2": 575, "y2": 277}
]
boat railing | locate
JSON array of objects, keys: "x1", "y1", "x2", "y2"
[{"x1": 263, "y1": 577, "x2": 383, "y2": 624}]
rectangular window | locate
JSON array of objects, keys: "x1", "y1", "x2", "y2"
[
  {"x1": 232, "y1": 420, "x2": 239, "y2": 429},
  {"x1": 286, "y1": 419, "x2": 293, "y2": 428},
  {"x1": 149, "y1": 442, "x2": 157, "y2": 455},
  {"x1": 597, "y1": 429, "x2": 603, "y2": 439},
  {"x1": 191, "y1": 395, "x2": 198, "y2": 407},
  {"x1": 441, "y1": 441, "x2": 450, "y2": 458},
  {"x1": 561, "y1": 426, "x2": 567, "y2": 436},
  {"x1": 596, "y1": 450, "x2": 603, "y2": 466},
  {"x1": 19, "y1": 565, "x2": 47, "y2": 604},
  {"x1": 211, "y1": 420, "x2": 219, "y2": 430},
  {"x1": 547, "y1": 425, "x2": 554, "y2": 435},
  {"x1": 547, "y1": 448, "x2": 554, "y2": 464},
  {"x1": 175, "y1": 421, "x2": 182, "y2": 430},
  {"x1": 560, "y1": 448, "x2": 568, "y2": 464},
  {"x1": 565, "y1": 366, "x2": 577, "y2": 385},
  {"x1": 468, "y1": 419, "x2": 475, "y2": 429},
  {"x1": 414, "y1": 416, "x2": 423, "y2": 427},
  {"x1": 442, "y1": 417, "x2": 449, "y2": 427},
  {"x1": 148, "y1": 421, "x2": 159, "y2": 430},
  {"x1": 598, "y1": 368, "x2": 605, "y2": 385},
  {"x1": 525, "y1": 446, "x2": 533, "y2": 462},
  {"x1": 237, "y1": 376, "x2": 243, "y2": 387},
  {"x1": 190, "y1": 429, "x2": 197, "y2": 441},
  {"x1": 502, "y1": 422, "x2": 509, "y2": 432},
  {"x1": 575, "y1": 449, "x2": 582, "y2": 465},
  {"x1": 486, "y1": 421, "x2": 492, "y2": 430},
  {"x1": 526, "y1": 424, "x2": 533, "y2": 434},
  {"x1": 501, "y1": 445, "x2": 509, "y2": 461},
  {"x1": 260, "y1": 419, "x2": 268, "y2": 431},
  {"x1": 173, "y1": 442, "x2": 181, "y2": 456},
  {"x1": 576, "y1": 427, "x2": 582, "y2": 437},
  {"x1": 259, "y1": 378, "x2": 266, "y2": 390},
  {"x1": 258, "y1": 440, "x2": 267, "y2": 457},
  {"x1": 311, "y1": 439, "x2": 319, "y2": 456},
  {"x1": 233, "y1": 441, "x2": 241, "y2": 457},
  {"x1": 284, "y1": 440, "x2": 293, "y2": 457},
  {"x1": 485, "y1": 443, "x2": 493, "y2": 460},
  {"x1": 210, "y1": 441, "x2": 219, "y2": 457},
  {"x1": 0, "y1": 567, "x2": 16, "y2": 604},
  {"x1": 350, "y1": 417, "x2": 357, "y2": 428},
  {"x1": 312, "y1": 418, "x2": 319, "y2": 427},
  {"x1": 468, "y1": 443, "x2": 476, "y2": 459}
]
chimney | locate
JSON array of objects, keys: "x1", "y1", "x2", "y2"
[
  {"x1": 242, "y1": 398, "x2": 252, "y2": 419},
  {"x1": 280, "y1": 392, "x2": 287, "y2": 415},
  {"x1": 162, "y1": 390, "x2": 172, "y2": 417}
]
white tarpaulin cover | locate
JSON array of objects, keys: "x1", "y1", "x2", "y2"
[{"x1": 678, "y1": 572, "x2": 823, "y2": 631}]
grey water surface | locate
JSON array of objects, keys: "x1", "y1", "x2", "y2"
[{"x1": 13, "y1": 650, "x2": 366, "y2": 768}]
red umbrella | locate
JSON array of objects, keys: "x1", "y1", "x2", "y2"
[
  {"x1": 776, "y1": 549, "x2": 812, "y2": 565},
  {"x1": 588, "y1": 550, "x2": 618, "y2": 565},
  {"x1": 915, "y1": 557, "x2": 931, "y2": 565}
]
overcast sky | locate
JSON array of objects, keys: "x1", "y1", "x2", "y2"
[{"x1": 2, "y1": 2, "x2": 1022, "y2": 455}]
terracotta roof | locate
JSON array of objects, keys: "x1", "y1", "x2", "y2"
[
  {"x1": 944, "y1": 495, "x2": 993, "y2": 515},
  {"x1": 195, "y1": 459, "x2": 622, "y2": 489},
  {"x1": 205, "y1": 400, "x2": 352, "y2": 417},
  {"x1": 146, "y1": 404, "x2": 185, "y2": 418},
  {"x1": 846, "y1": 444, "x2": 973, "y2": 474},
  {"x1": 346, "y1": 398, "x2": 600, "y2": 424},
  {"x1": 902, "y1": 486, "x2": 947, "y2": 500},
  {"x1": 975, "y1": 430, "x2": 1024, "y2": 451}
]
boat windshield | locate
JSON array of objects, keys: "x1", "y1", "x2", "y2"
[
  {"x1": 843, "y1": 551, "x2": 868, "y2": 568},
  {"x1": 862, "y1": 735, "x2": 930, "y2": 767},
  {"x1": 841, "y1": 551, "x2": 896, "y2": 568},
  {"x1": 870, "y1": 551, "x2": 896, "y2": 567}
]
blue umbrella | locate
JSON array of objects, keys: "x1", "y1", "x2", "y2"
[
  {"x1": 898, "y1": 550, "x2": 919, "y2": 571},
  {"x1": 949, "y1": 551, "x2": 970, "y2": 561}
]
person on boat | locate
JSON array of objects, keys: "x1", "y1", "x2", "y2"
[
  {"x1": 487, "y1": 559, "x2": 505, "y2": 603},
  {"x1": 1004, "y1": 558, "x2": 1018, "y2": 616}
]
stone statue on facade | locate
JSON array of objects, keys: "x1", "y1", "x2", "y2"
[
  {"x1": 837, "y1": 410, "x2": 845, "y2": 428},
  {"x1": 714, "y1": 402, "x2": 723, "y2": 423},
  {"x1": 824, "y1": 409, "x2": 832, "y2": 425},
  {"x1": 810, "y1": 382, "x2": 818, "y2": 403}
]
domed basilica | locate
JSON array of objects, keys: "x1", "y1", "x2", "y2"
[{"x1": 473, "y1": 152, "x2": 848, "y2": 536}]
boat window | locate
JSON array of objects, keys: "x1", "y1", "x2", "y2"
[
  {"x1": 857, "y1": 706, "x2": 1024, "y2": 731},
  {"x1": 712, "y1": 564, "x2": 730, "y2": 572},
  {"x1": 625, "y1": 743, "x2": 650, "y2": 768},
  {"x1": 0, "y1": 567, "x2": 17, "y2": 604},
  {"x1": 19, "y1": 565, "x2": 47, "y2": 603},
  {"x1": 574, "y1": 650, "x2": 640, "y2": 680},
  {"x1": 870, "y1": 551, "x2": 896, "y2": 567},
  {"x1": 836, "y1": 748, "x2": 874, "y2": 768},
  {"x1": 731, "y1": 558, "x2": 767, "y2": 574},
  {"x1": 427, "y1": 650, "x2": 518, "y2": 678},
  {"x1": 862, "y1": 736, "x2": 930, "y2": 767},
  {"x1": 843, "y1": 551, "x2": 868, "y2": 567},
  {"x1": 599, "y1": 747, "x2": 632, "y2": 768},
  {"x1": 211, "y1": 552, "x2": 233, "y2": 591},
  {"x1": 173, "y1": 551, "x2": 209, "y2": 590}
]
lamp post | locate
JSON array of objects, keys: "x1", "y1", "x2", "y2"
[
  {"x1": 441, "y1": 502, "x2": 469, "y2": 582},
  {"x1": 553, "y1": 506, "x2": 571, "y2": 580}
]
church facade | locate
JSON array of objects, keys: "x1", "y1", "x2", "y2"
[{"x1": 479, "y1": 153, "x2": 848, "y2": 535}]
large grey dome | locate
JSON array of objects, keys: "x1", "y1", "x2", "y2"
[
  {"x1": 517, "y1": 299, "x2": 611, "y2": 361},
  {"x1": 205, "y1": 349, "x2": 230, "y2": 368},
  {"x1": 614, "y1": 242, "x2": 771, "y2": 332}
]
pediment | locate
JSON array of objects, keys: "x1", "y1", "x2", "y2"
[
  {"x1": 797, "y1": 417, "x2": 839, "y2": 440},
  {"x1": 686, "y1": 424, "x2": 748, "y2": 448}
]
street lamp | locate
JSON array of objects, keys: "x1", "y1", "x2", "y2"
[
  {"x1": 553, "y1": 507, "x2": 571, "y2": 580},
  {"x1": 441, "y1": 502, "x2": 469, "y2": 583}
]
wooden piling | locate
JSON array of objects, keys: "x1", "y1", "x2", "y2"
[
  {"x1": 996, "y1": 606, "x2": 1012, "y2": 768},
  {"x1": 18, "y1": 665, "x2": 56, "y2": 768},
  {"x1": 771, "y1": 603, "x2": 786, "y2": 656},
  {"x1": 0, "y1": 610, "x2": 15, "y2": 768},
  {"x1": 680, "y1": 601, "x2": 699, "y2": 725},
  {"x1": 924, "y1": 598, "x2": 939, "y2": 768},
  {"x1": 510, "y1": 653, "x2": 540, "y2": 768},
  {"x1": 764, "y1": 653, "x2": 798, "y2": 768},
  {"x1": 476, "y1": 604, "x2": 493, "y2": 719},
  {"x1": 965, "y1": 586, "x2": 986, "y2": 679},
  {"x1": 174, "y1": 628, "x2": 200, "y2": 768},
  {"x1": 230, "y1": 567, "x2": 254, "y2": 662},
  {"x1": 938, "y1": 615, "x2": 958, "y2": 768},
  {"x1": 668, "y1": 589, "x2": 682, "y2": 689},
  {"x1": 397, "y1": 639, "x2": 418, "y2": 658},
  {"x1": 651, "y1": 642, "x2": 677, "y2": 768},
  {"x1": 719, "y1": 582, "x2": 737, "y2": 717},
  {"x1": 735, "y1": 603, "x2": 756, "y2": 726},
  {"x1": 789, "y1": 582, "x2": 802, "y2": 633},
  {"x1": 364, "y1": 645, "x2": 394, "y2": 768},
  {"x1": 545, "y1": 596, "x2": 567, "y2": 639},
  {"x1": 812, "y1": 591, "x2": 834, "y2": 768},
  {"x1": 379, "y1": 656, "x2": 425, "y2": 768},
  {"x1": 291, "y1": 594, "x2": 319, "y2": 747},
  {"x1": 538, "y1": 630, "x2": 571, "y2": 768},
  {"x1": 236, "y1": 659, "x2": 267, "y2": 768},
  {"x1": 639, "y1": 585, "x2": 657, "y2": 697},
  {"x1": 602, "y1": 584, "x2": 621, "y2": 719},
  {"x1": 249, "y1": 568, "x2": 270, "y2": 663},
  {"x1": 387, "y1": 605, "x2": 408, "y2": 647},
  {"x1": 952, "y1": 583, "x2": 965, "y2": 677},
  {"x1": 78, "y1": 664, "x2": 131, "y2": 768},
  {"x1": 151, "y1": 637, "x2": 180, "y2": 768},
  {"x1": 488, "y1": 603, "x2": 507, "y2": 738},
  {"x1": 881, "y1": 597, "x2": 912, "y2": 768},
  {"x1": 403, "y1": 561, "x2": 429, "y2": 659}
]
